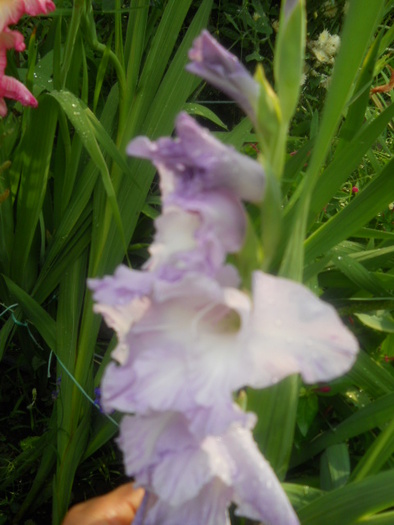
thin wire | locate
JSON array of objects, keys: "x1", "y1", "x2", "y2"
[{"x1": 2, "y1": 303, "x2": 119, "y2": 427}]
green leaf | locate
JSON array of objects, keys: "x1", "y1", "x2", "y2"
[
  {"x1": 280, "y1": 0, "x2": 386, "y2": 279},
  {"x1": 336, "y1": 31, "x2": 382, "y2": 152},
  {"x1": 3, "y1": 276, "x2": 56, "y2": 350},
  {"x1": 183, "y1": 102, "x2": 228, "y2": 129},
  {"x1": 274, "y1": 0, "x2": 306, "y2": 122},
  {"x1": 351, "y1": 416, "x2": 394, "y2": 482},
  {"x1": 308, "y1": 102, "x2": 394, "y2": 224},
  {"x1": 356, "y1": 312, "x2": 394, "y2": 334},
  {"x1": 248, "y1": 375, "x2": 300, "y2": 480},
  {"x1": 298, "y1": 470, "x2": 394, "y2": 525},
  {"x1": 291, "y1": 389, "x2": 394, "y2": 467},
  {"x1": 305, "y1": 157, "x2": 394, "y2": 263},
  {"x1": 49, "y1": 90, "x2": 128, "y2": 254},
  {"x1": 333, "y1": 252, "x2": 389, "y2": 296},
  {"x1": 320, "y1": 444, "x2": 350, "y2": 490},
  {"x1": 297, "y1": 393, "x2": 318, "y2": 437},
  {"x1": 284, "y1": 483, "x2": 323, "y2": 511},
  {"x1": 10, "y1": 96, "x2": 58, "y2": 289}
]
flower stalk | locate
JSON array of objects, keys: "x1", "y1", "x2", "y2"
[{"x1": 90, "y1": 32, "x2": 359, "y2": 521}]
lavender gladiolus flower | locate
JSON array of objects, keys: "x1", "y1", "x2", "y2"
[
  {"x1": 90, "y1": 83, "x2": 358, "y2": 522},
  {"x1": 93, "y1": 266, "x2": 357, "y2": 429},
  {"x1": 186, "y1": 31, "x2": 260, "y2": 124},
  {"x1": 127, "y1": 112, "x2": 265, "y2": 279}
]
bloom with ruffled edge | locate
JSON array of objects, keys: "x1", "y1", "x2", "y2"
[
  {"x1": 120, "y1": 413, "x2": 300, "y2": 525},
  {"x1": 89, "y1": 57, "x2": 359, "y2": 524},
  {"x1": 90, "y1": 266, "x2": 358, "y2": 439},
  {"x1": 127, "y1": 112, "x2": 264, "y2": 277},
  {"x1": 127, "y1": 112, "x2": 265, "y2": 204}
]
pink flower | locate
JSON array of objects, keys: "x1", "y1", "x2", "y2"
[
  {"x1": 0, "y1": 29, "x2": 38, "y2": 116},
  {"x1": 0, "y1": 0, "x2": 55, "y2": 31},
  {"x1": 0, "y1": 0, "x2": 55, "y2": 116}
]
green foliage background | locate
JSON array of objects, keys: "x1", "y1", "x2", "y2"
[{"x1": 0, "y1": 0, "x2": 393, "y2": 524}]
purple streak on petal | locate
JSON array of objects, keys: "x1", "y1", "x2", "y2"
[
  {"x1": 186, "y1": 31, "x2": 260, "y2": 123},
  {"x1": 247, "y1": 271, "x2": 359, "y2": 388}
]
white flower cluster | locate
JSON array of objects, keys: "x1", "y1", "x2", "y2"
[{"x1": 310, "y1": 30, "x2": 341, "y2": 66}]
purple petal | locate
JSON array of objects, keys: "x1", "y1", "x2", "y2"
[
  {"x1": 124, "y1": 418, "x2": 299, "y2": 525},
  {"x1": 145, "y1": 193, "x2": 246, "y2": 278},
  {"x1": 99, "y1": 277, "x2": 255, "y2": 434},
  {"x1": 186, "y1": 31, "x2": 260, "y2": 123},
  {"x1": 225, "y1": 425, "x2": 300, "y2": 525},
  {"x1": 118, "y1": 412, "x2": 195, "y2": 477},
  {"x1": 247, "y1": 271, "x2": 359, "y2": 387},
  {"x1": 101, "y1": 283, "x2": 253, "y2": 419},
  {"x1": 186, "y1": 402, "x2": 256, "y2": 439},
  {"x1": 127, "y1": 112, "x2": 265, "y2": 203},
  {"x1": 88, "y1": 265, "x2": 153, "y2": 306}
]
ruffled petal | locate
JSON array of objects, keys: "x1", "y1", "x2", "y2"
[
  {"x1": 247, "y1": 271, "x2": 359, "y2": 387},
  {"x1": 225, "y1": 425, "x2": 300, "y2": 525},
  {"x1": 127, "y1": 112, "x2": 265, "y2": 203},
  {"x1": 137, "y1": 484, "x2": 231, "y2": 525}
]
